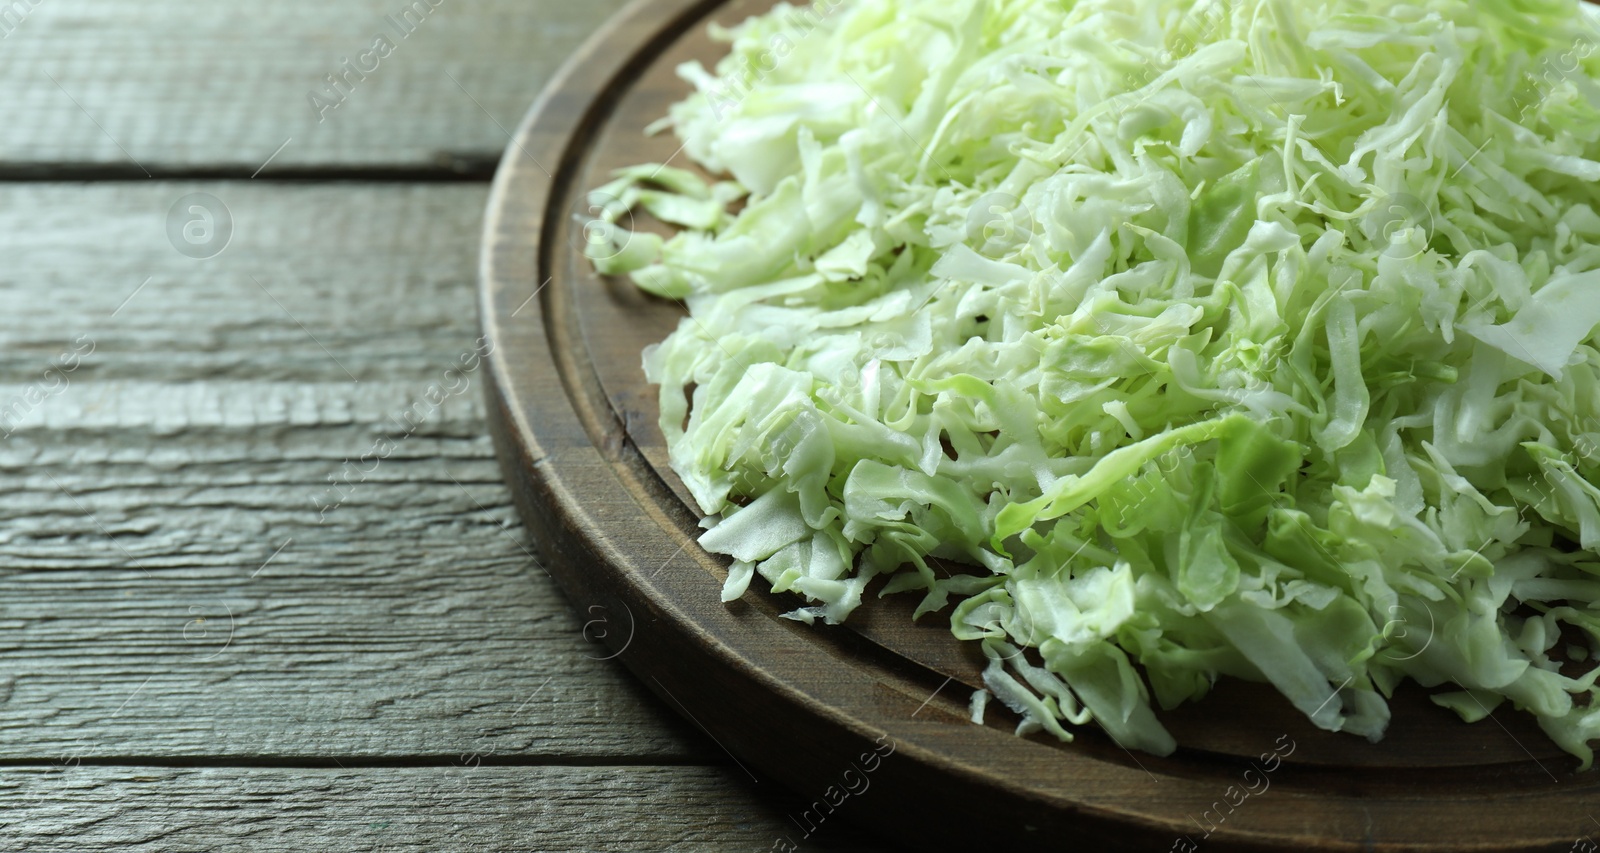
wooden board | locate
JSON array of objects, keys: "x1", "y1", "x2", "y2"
[
  {"x1": 0, "y1": 765, "x2": 881, "y2": 851},
  {"x1": 0, "y1": 0, "x2": 628, "y2": 174},
  {"x1": 480, "y1": 1, "x2": 1600, "y2": 850}
]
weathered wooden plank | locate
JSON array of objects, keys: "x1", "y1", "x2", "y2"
[
  {"x1": 0, "y1": 182, "x2": 711, "y2": 759},
  {"x1": 0, "y1": 0, "x2": 632, "y2": 171},
  {"x1": 0, "y1": 765, "x2": 886, "y2": 851},
  {"x1": 0, "y1": 183, "x2": 492, "y2": 383}
]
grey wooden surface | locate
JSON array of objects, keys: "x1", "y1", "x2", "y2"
[
  {"x1": 0, "y1": 0, "x2": 633, "y2": 173},
  {"x1": 0, "y1": 3, "x2": 884, "y2": 850}
]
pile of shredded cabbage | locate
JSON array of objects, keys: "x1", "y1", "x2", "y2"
[{"x1": 586, "y1": 0, "x2": 1600, "y2": 764}]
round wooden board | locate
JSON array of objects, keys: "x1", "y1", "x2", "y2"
[{"x1": 479, "y1": 1, "x2": 1600, "y2": 849}]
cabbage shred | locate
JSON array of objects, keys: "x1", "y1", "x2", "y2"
[{"x1": 587, "y1": 0, "x2": 1600, "y2": 764}]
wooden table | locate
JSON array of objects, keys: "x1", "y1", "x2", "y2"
[{"x1": 0, "y1": 2, "x2": 883, "y2": 848}]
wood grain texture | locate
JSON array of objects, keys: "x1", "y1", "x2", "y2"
[
  {"x1": 0, "y1": 2, "x2": 890, "y2": 849},
  {"x1": 0, "y1": 765, "x2": 882, "y2": 851},
  {"x1": 0, "y1": 0, "x2": 628, "y2": 173},
  {"x1": 482, "y1": 0, "x2": 1600, "y2": 851},
  {"x1": 0, "y1": 183, "x2": 493, "y2": 382},
  {"x1": 0, "y1": 183, "x2": 721, "y2": 761}
]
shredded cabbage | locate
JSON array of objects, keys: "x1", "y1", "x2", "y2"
[{"x1": 585, "y1": 0, "x2": 1600, "y2": 765}]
